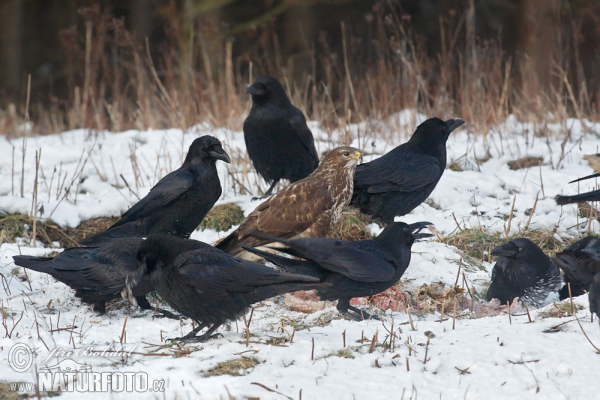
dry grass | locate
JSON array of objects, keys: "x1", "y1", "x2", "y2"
[
  {"x1": 438, "y1": 227, "x2": 569, "y2": 264},
  {"x1": 200, "y1": 203, "x2": 245, "y2": 232},
  {"x1": 0, "y1": 212, "x2": 119, "y2": 247},
  {"x1": 328, "y1": 208, "x2": 374, "y2": 241},
  {"x1": 1, "y1": 3, "x2": 597, "y2": 139},
  {"x1": 204, "y1": 357, "x2": 261, "y2": 377},
  {"x1": 538, "y1": 301, "x2": 584, "y2": 319}
]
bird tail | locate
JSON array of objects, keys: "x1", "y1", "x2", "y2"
[
  {"x1": 13, "y1": 255, "x2": 54, "y2": 274},
  {"x1": 241, "y1": 244, "x2": 325, "y2": 279},
  {"x1": 245, "y1": 281, "x2": 330, "y2": 305},
  {"x1": 214, "y1": 228, "x2": 243, "y2": 255},
  {"x1": 555, "y1": 190, "x2": 600, "y2": 205}
]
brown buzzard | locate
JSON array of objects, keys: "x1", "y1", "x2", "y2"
[{"x1": 216, "y1": 147, "x2": 362, "y2": 256}]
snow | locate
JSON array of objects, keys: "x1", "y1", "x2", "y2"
[{"x1": 1, "y1": 111, "x2": 600, "y2": 399}]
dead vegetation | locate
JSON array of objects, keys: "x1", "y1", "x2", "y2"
[
  {"x1": 204, "y1": 357, "x2": 261, "y2": 377},
  {"x1": 200, "y1": 203, "x2": 245, "y2": 232}
]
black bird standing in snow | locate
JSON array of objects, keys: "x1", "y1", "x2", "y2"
[
  {"x1": 244, "y1": 75, "x2": 319, "y2": 198},
  {"x1": 130, "y1": 235, "x2": 329, "y2": 342},
  {"x1": 81, "y1": 135, "x2": 230, "y2": 245},
  {"x1": 555, "y1": 172, "x2": 600, "y2": 205},
  {"x1": 351, "y1": 117, "x2": 465, "y2": 224},
  {"x1": 242, "y1": 221, "x2": 433, "y2": 321},
  {"x1": 554, "y1": 236, "x2": 600, "y2": 300},
  {"x1": 589, "y1": 272, "x2": 600, "y2": 320},
  {"x1": 13, "y1": 238, "x2": 176, "y2": 316},
  {"x1": 486, "y1": 238, "x2": 562, "y2": 308}
]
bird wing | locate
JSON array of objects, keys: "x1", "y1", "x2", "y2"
[
  {"x1": 355, "y1": 151, "x2": 441, "y2": 193},
  {"x1": 175, "y1": 248, "x2": 316, "y2": 297},
  {"x1": 289, "y1": 112, "x2": 319, "y2": 165},
  {"x1": 239, "y1": 179, "x2": 333, "y2": 239},
  {"x1": 282, "y1": 238, "x2": 396, "y2": 282},
  {"x1": 110, "y1": 169, "x2": 194, "y2": 228}
]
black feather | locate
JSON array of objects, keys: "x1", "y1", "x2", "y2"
[{"x1": 554, "y1": 236, "x2": 600, "y2": 300}]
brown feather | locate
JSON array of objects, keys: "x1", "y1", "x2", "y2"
[{"x1": 216, "y1": 147, "x2": 362, "y2": 255}]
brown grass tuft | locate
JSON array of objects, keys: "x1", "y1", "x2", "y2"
[
  {"x1": 204, "y1": 357, "x2": 261, "y2": 377},
  {"x1": 200, "y1": 203, "x2": 245, "y2": 232}
]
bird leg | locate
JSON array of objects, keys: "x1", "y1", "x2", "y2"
[
  {"x1": 252, "y1": 180, "x2": 279, "y2": 201},
  {"x1": 348, "y1": 305, "x2": 380, "y2": 321},
  {"x1": 136, "y1": 296, "x2": 181, "y2": 320},
  {"x1": 167, "y1": 323, "x2": 223, "y2": 343},
  {"x1": 337, "y1": 300, "x2": 380, "y2": 321}
]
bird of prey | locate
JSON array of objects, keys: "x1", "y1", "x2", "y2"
[
  {"x1": 244, "y1": 75, "x2": 319, "y2": 197},
  {"x1": 555, "y1": 172, "x2": 600, "y2": 205},
  {"x1": 351, "y1": 117, "x2": 465, "y2": 224},
  {"x1": 216, "y1": 147, "x2": 362, "y2": 256},
  {"x1": 130, "y1": 234, "x2": 329, "y2": 342},
  {"x1": 486, "y1": 238, "x2": 562, "y2": 308},
  {"x1": 13, "y1": 238, "x2": 174, "y2": 317},
  {"x1": 81, "y1": 135, "x2": 230, "y2": 245},
  {"x1": 554, "y1": 236, "x2": 600, "y2": 300},
  {"x1": 242, "y1": 221, "x2": 433, "y2": 321}
]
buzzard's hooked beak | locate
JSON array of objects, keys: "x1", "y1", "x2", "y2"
[
  {"x1": 491, "y1": 242, "x2": 519, "y2": 258},
  {"x1": 409, "y1": 221, "x2": 434, "y2": 240},
  {"x1": 208, "y1": 147, "x2": 231, "y2": 164},
  {"x1": 351, "y1": 151, "x2": 363, "y2": 162}
]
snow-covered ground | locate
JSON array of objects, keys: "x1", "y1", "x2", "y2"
[{"x1": 1, "y1": 110, "x2": 599, "y2": 399}]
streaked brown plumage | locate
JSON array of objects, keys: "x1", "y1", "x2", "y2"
[{"x1": 216, "y1": 147, "x2": 362, "y2": 256}]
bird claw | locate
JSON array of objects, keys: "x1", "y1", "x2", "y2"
[
  {"x1": 341, "y1": 306, "x2": 380, "y2": 321},
  {"x1": 167, "y1": 333, "x2": 223, "y2": 343},
  {"x1": 151, "y1": 309, "x2": 181, "y2": 320},
  {"x1": 251, "y1": 195, "x2": 271, "y2": 201}
]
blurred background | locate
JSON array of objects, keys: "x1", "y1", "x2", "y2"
[{"x1": 0, "y1": 0, "x2": 598, "y2": 136}]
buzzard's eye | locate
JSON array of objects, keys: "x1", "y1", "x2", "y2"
[{"x1": 343, "y1": 151, "x2": 350, "y2": 157}]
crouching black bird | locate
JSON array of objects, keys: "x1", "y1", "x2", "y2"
[
  {"x1": 555, "y1": 172, "x2": 600, "y2": 205},
  {"x1": 554, "y1": 236, "x2": 600, "y2": 300},
  {"x1": 589, "y1": 272, "x2": 600, "y2": 319},
  {"x1": 81, "y1": 135, "x2": 230, "y2": 245},
  {"x1": 241, "y1": 221, "x2": 433, "y2": 321},
  {"x1": 351, "y1": 117, "x2": 465, "y2": 224},
  {"x1": 486, "y1": 238, "x2": 562, "y2": 308},
  {"x1": 13, "y1": 238, "x2": 175, "y2": 317},
  {"x1": 244, "y1": 75, "x2": 319, "y2": 198},
  {"x1": 130, "y1": 235, "x2": 329, "y2": 342}
]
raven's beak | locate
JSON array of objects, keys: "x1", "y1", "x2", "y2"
[
  {"x1": 445, "y1": 118, "x2": 465, "y2": 134},
  {"x1": 409, "y1": 221, "x2": 434, "y2": 239},
  {"x1": 246, "y1": 83, "x2": 268, "y2": 96},
  {"x1": 569, "y1": 172, "x2": 600, "y2": 184},
  {"x1": 491, "y1": 242, "x2": 519, "y2": 258},
  {"x1": 208, "y1": 147, "x2": 231, "y2": 164}
]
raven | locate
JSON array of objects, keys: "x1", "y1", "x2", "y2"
[
  {"x1": 81, "y1": 135, "x2": 230, "y2": 245},
  {"x1": 589, "y1": 272, "x2": 600, "y2": 320},
  {"x1": 12, "y1": 238, "x2": 175, "y2": 316},
  {"x1": 244, "y1": 75, "x2": 319, "y2": 197},
  {"x1": 486, "y1": 238, "x2": 562, "y2": 308},
  {"x1": 130, "y1": 235, "x2": 328, "y2": 342},
  {"x1": 555, "y1": 172, "x2": 600, "y2": 205},
  {"x1": 351, "y1": 117, "x2": 465, "y2": 223},
  {"x1": 554, "y1": 236, "x2": 600, "y2": 300},
  {"x1": 216, "y1": 147, "x2": 361, "y2": 256},
  {"x1": 241, "y1": 221, "x2": 433, "y2": 321}
]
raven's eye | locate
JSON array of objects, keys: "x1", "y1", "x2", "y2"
[
  {"x1": 343, "y1": 151, "x2": 350, "y2": 157},
  {"x1": 518, "y1": 247, "x2": 523, "y2": 252}
]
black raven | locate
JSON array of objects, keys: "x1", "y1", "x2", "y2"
[
  {"x1": 555, "y1": 172, "x2": 600, "y2": 205},
  {"x1": 244, "y1": 75, "x2": 319, "y2": 197},
  {"x1": 589, "y1": 272, "x2": 600, "y2": 319},
  {"x1": 241, "y1": 221, "x2": 433, "y2": 321},
  {"x1": 554, "y1": 236, "x2": 600, "y2": 300},
  {"x1": 351, "y1": 117, "x2": 465, "y2": 223},
  {"x1": 12, "y1": 238, "x2": 175, "y2": 316},
  {"x1": 81, "y1": 135, "x2": 230, "y2": 245},
  {"x1": 130, "y1": 235, "x2": 329, "y2": 342},
  {"x1": 486, "y1": 238, "x2": 562, "y2": 308}
]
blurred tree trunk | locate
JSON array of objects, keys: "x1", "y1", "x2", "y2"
[{"x1": 2, "y1": 0, "x2": 24, "y2": 95}]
